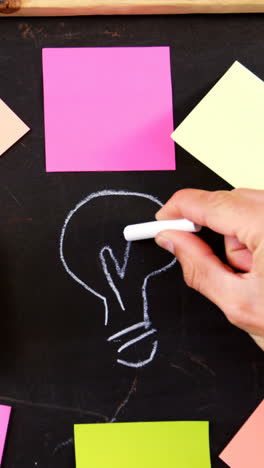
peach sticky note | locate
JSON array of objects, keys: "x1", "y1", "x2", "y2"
[
  {"x1": 0, "y1": 405, "x2": 11, "y2": 465},
  {"x1": 0, "y1": 99, "x2": 29, "y2": 156},
  {"x1": 219, "y1": 400, "x2": 264, "y2": 468},
  {"x1": 171, "y1": 61, "x2": 264, "y2": 189},
  {"x1": 42, "y1": 47, "x2": 175, "y2": 172}
]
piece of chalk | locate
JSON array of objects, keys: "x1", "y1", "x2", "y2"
[{"x1": 123, "y1": 219, "x2": 201, "y2": 241}]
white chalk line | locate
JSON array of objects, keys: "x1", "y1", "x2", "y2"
[
  {"x1": 117, "y1": 340, "x2": 158, "y2": 368},
  {"x1": 60, "y1": 190, "x2": 164, "y2": 327},
  {"x1": 117, "y1": 328, "x2": 157, "y2": 353},
  {"x1": 107, "y1": 254, "x2": 176, "y2": 368},
  {"x1": 60, "y1": 190, "x2": 177, "y2": 368},
  {"x1": 108, "y1": 321, "x2": 146, "y2": 341},
  {"x1": 142, "y1": 258, "x2": 177, "y2": 325},
  {"x1": 99, "y1": 242, "x2": 131, "y2": 311}
]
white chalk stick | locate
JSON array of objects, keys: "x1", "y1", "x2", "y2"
[{"x1": 123, "y1": 219, "x2": 201, "y2": 241}]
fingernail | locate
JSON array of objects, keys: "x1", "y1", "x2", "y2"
[{"x1": 155, "y1": 235, "x2": 174, "y2": 255}]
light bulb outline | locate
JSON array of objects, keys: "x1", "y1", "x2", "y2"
[{"x1": 60, "y1": 189, "x2": 177, "y2": 368}]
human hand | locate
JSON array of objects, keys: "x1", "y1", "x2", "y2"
[{"x1": 155, "y1": 188, "x2": 264, "y2": 350}]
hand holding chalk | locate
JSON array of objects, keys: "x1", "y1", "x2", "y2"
[
  {"x1": 124, "y1": 219, "x2": 201, "y2": 241},
  {"x1": 155, "y1": 188, "x2": 264, "y2": 350}
]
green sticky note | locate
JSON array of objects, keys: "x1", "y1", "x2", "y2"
[{"x1": 74, "y1": 421, "x2": 211, "y2": 468}]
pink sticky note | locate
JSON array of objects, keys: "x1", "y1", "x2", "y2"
[
  {"x1": 0, "y1": 99, "x2": 29, "y2": 156},
  {"x1": 219, "y1": 400, "x2": 264, "y2": 468},
  {"x1": 0, "y1": 405, "x2": 11, "y2": 465},
  {"x1": 42, "y1": 47, "x2": 175, "y2": 172}
]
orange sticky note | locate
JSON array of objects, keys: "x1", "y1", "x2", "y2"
[
  {"x1": 0, "y1": 98, "x2": 29, "y2": 156},
  {"x1": 219, "y1": 400, "x2": 264, "y2": 468}
]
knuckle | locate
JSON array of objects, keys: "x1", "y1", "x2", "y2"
[
  {"x1": 182, "y1": 259, "x2": 202, "y2": 292},
  {"x1": 205, "y1": 190, "x2": 238, "y2": 228},
  {"x1": 206, "y1": 190, "x2": 233, "y2": 210},
  {"x1": 225, "y1": 309, "x2": 242, "y2": 327},
  {"x1": 171, "y1": 188, "x2": 190, "y2": 203},
  {"x1": 224, "y1": 277, "x2": 264, "y2": 331},
  {"x1": 224, "y1": 299, "x2": 251, "y2": 328}
]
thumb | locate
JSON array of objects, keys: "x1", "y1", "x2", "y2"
[{"x1": 155, "y1": 230, "x2": 235, "y2": 311}]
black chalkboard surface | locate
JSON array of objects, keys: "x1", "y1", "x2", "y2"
[{"x1": 0, "y1": 13, "x2": 263, "y2": 468}]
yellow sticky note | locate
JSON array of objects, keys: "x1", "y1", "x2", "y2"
[
  {"x1": 171, "y1": 61, "x2": 264, "y2": 189},
  {"x1": 0, "y1": 99, "x2": 29, "y2": 156},
  {"x1": 74, "y1": 421, "x2": 211, "y2": 468}
]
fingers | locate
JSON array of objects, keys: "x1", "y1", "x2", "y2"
[
  {"x1": 155, "y1": 230, "x2": 236, "y2": 311},
  {"x1": 156, "y1": 189, "x2": 262, "y2": 249},
  {"x1": 224, "y1": 235, "x2": 252, "y2": 272},
  {"x1": 155, "y1": 230, "x2": 264, "y2": 343}
]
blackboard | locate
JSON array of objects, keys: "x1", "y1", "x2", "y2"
[{"x1": 0, "y1": 13, "x2": 263, "y2": 468}]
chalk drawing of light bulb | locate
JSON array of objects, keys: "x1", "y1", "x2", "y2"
[{"x1": 60, "y1": 190, "x2": 177, "y2": 368}]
